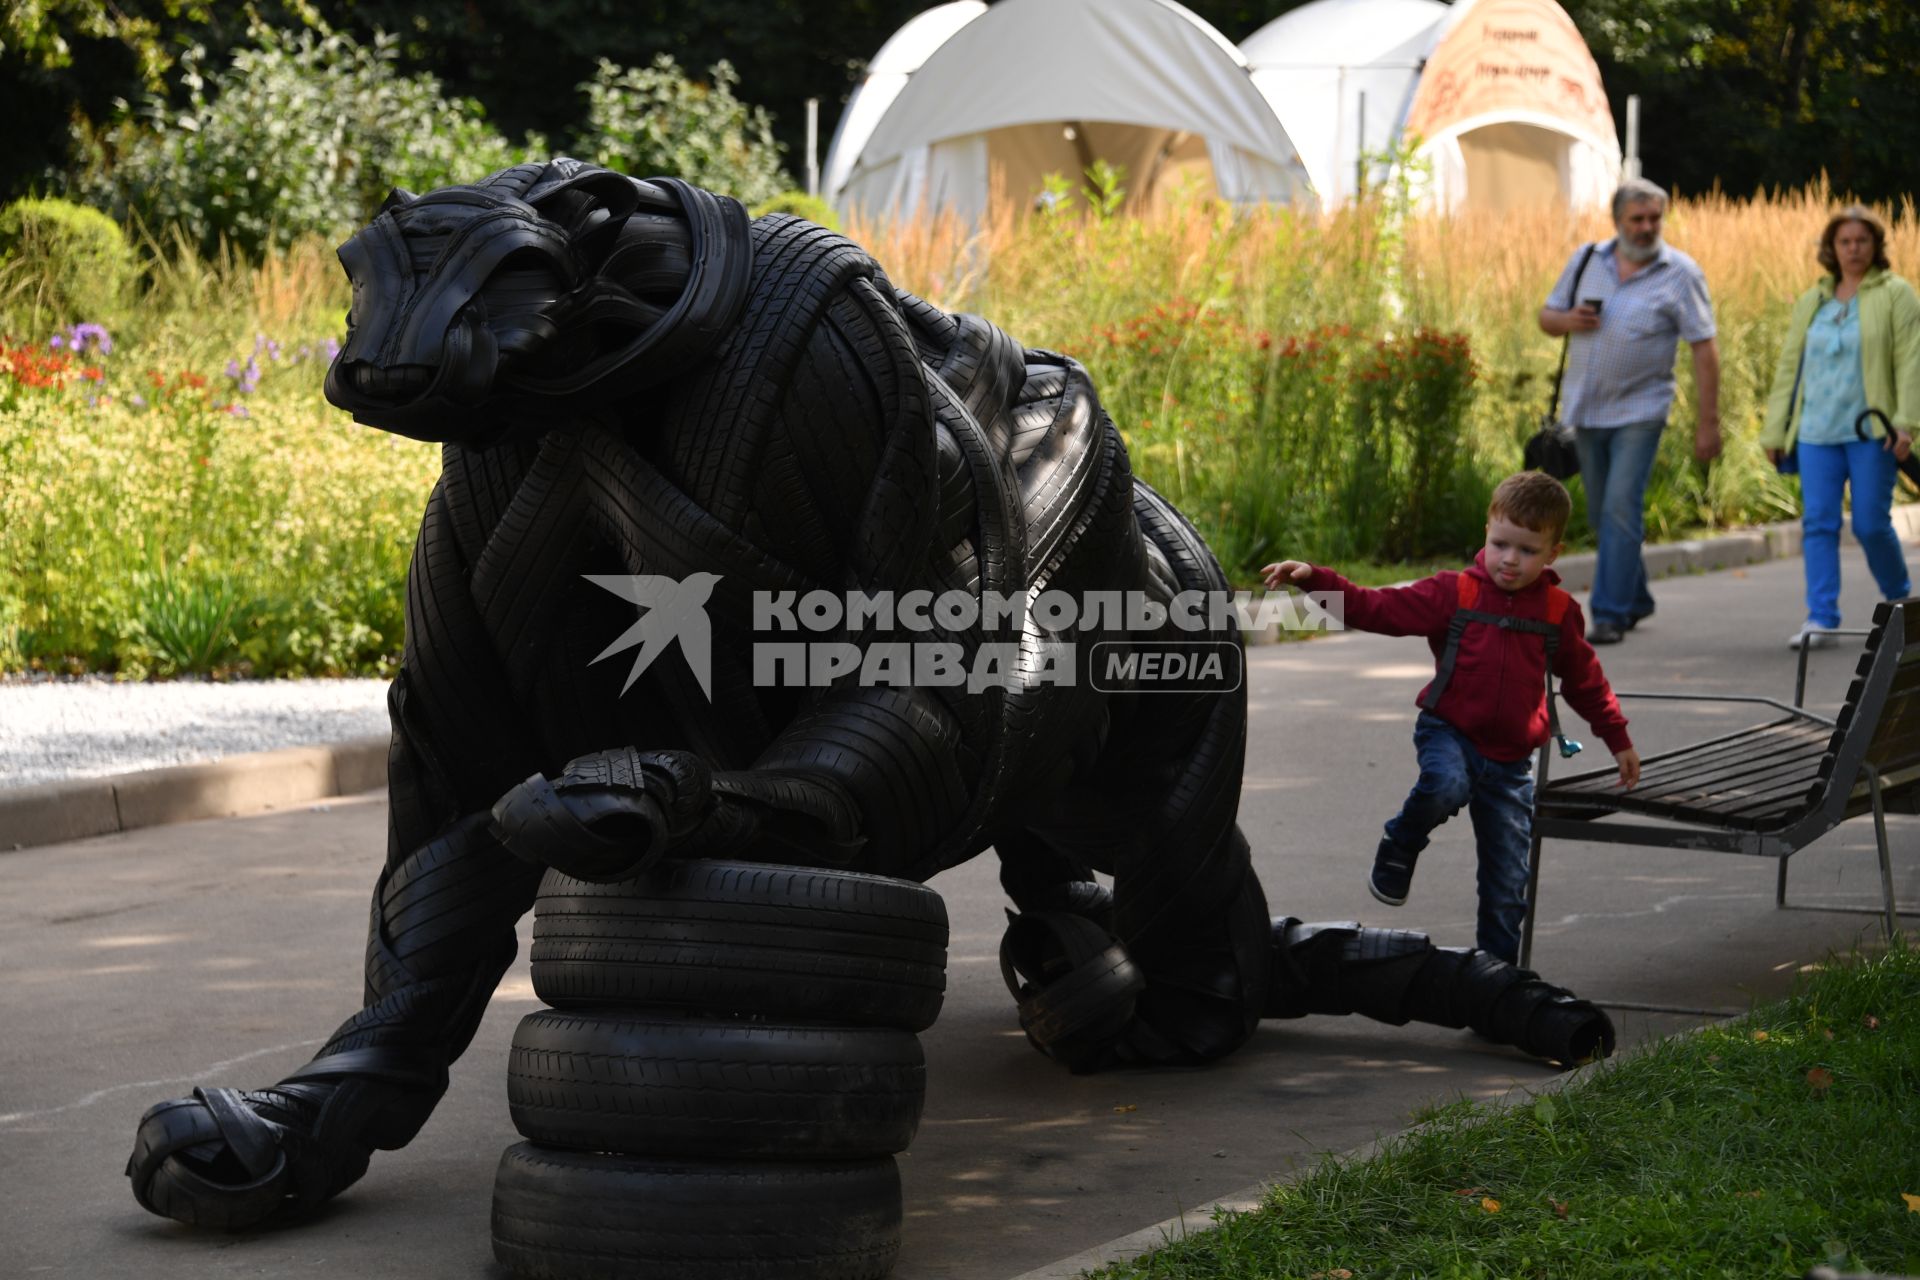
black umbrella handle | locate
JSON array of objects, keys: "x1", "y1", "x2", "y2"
[{"x1": 1855, "y1": 408, "x2": 1920, "y2": 489}]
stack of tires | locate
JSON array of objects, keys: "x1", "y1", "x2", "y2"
[{"x1": 492, "y1": 858, "x2": 949, "y2": 1280}]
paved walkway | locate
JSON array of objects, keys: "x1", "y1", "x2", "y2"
[{"x1": 0, "y1": 545, "x2": 1913, "y2": 1278}]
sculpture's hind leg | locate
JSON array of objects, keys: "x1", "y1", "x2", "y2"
[{"x1": 1266, "y1": 921, "x2": 1615, "y2": 1067}]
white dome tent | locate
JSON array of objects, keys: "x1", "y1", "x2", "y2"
[
  {"x1": 820, "y1": 1, "x2": 989, "y2": 211},
  {"x1": 1241, "y1": 0, "x2": 1450, "y2": 207},
  {"x1": 1242, "y1": 0, "x2": 1621, "y2": 212},
  {"x1": 824, "y1": 0, "x2": 1312, "y2": 225}
]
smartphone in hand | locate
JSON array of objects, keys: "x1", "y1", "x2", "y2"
[{"x1": 1580, "y1": 298, "x2": 1604, "y2": 314}]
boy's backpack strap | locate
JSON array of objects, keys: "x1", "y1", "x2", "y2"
[{"x1": 1418, "y1": 575, "x2": 1477, "y2": 711}]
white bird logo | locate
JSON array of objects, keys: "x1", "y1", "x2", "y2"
[{"x1": 584, "y1": 573, "x2": 722, "y2": 699}]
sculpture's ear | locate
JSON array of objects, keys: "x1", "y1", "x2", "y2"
[{"x1": 380, "y1": 187, "x2": 419, "y2": 214}]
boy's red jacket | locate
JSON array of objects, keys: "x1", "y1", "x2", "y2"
[{"x1": 1299, "y1": 552, "x2": 1632, "y2": 762}]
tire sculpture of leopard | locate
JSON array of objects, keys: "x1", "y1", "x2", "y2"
[{"x1": 125, "y1": 158, "x2": 1614, "y2": 1230}]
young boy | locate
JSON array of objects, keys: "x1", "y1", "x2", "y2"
[{"x1": 1261, "y1": 472, "x2": 1640, "y2": 965}]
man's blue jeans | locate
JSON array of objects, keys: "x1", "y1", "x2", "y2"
[
  {"x1": 1798, "y1": 438, "x2": 1911, "y2": 628},
  {"x1": 1383, "y1": 712, "x2": 1535, "y2": 964},
  {"x1": 1575, "y1": 420, "x2": 1665, "y2": 628}
]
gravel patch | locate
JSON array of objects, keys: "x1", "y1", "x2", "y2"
[{"x1": 0, "y1": 678, "x2": 389, "y2": 788}]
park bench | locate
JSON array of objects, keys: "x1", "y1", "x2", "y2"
[{"x1": 1519, "y1": 598, "x2": 1919, "y2": 969}]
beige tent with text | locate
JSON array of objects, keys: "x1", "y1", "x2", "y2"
[
  {"x1": 1242, "y1": 0, "x2": 1620, "y2": 210},
  {"x1": 1402, "y1": 0, "x2": 1621, "y2": 211}
]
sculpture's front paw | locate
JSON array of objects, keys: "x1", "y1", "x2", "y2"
[
  {"x1": 125, "y1": 1086, "x2": 358, "y2": 1230},
  {"x1": 999, "y1": 909, "x2": 1143, "y2": 1073},
  {"x1": 489, "y1": 747, "x2": 719, "y2": 881}
]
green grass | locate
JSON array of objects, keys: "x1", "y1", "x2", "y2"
[{"x1": 1094, "y1": 943, "x2": 1920, "y2": 1280}]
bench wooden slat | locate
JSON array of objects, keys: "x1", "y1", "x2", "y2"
[
  {"x1": 1549, "y1": 721, "x2": 1827, "y2": 801},
  {"x1": 1551, "y1": 719, "x2": 1823, "y2": 787},
  {"x1": 1627, "y1": 750, "x2": 1830, "y2": 814},
  {"x1": 1626, "y1": 729, "x2": 1829, "y2": 796},
  {"x1": 1650, "y1": 756, "x2": 1831, "y2": 814}
]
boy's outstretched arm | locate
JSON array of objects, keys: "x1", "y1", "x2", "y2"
[
  {"x1": 1260, "y1": 560, "x2": 1313, "y2": 589},
  {"x1": 1261, "y1": 561, "x2": 1454, "y2": 637}
]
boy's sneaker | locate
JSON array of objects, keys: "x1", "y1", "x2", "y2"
[{"x1": 1369, "y1": 840, "x2": 1417, "y2": 906}]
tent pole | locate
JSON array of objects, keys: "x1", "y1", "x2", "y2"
[
  {"x1": 1355, "y1": 90, "x2": 1367, "y2": 198},
  {"x1": 806, "y1": 98, "x2": 820, "y2": 197},
  {"x1": 1624, "y1": 95, "x2": 1641, "y2": 180}
]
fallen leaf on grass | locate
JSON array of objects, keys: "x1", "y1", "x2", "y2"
[
  {"x1": 1863, "y1": 1015, "x2": 1880, "y2": 1031},
  {"x1": 1307, "y1": 1270, "x2": 1354, "y2": 1279},
  {"x1": 1451, "y1": 1187, "x2": 1487, "y2": 1197},
  {"x1": 1903, "y1": 1193, "x2": 1920, "y2": 1213},
  {"x1": 1735, "y1": 1190, "x2": 1766, "y2": 1199},
  {"x1": 1481, "y1": 1197, "x2": 1502, "y2": 1214},
  {"x1": 1752, "y1": 1030, "x2": 1770, "y2": 1041},
  {"x1": 1112, "y1": 1104, "x2": 1138, "y2": 1114},
  {"x1": 1822, "y1": 1028, "x2": 1835, "y2": 1041},
  {"x1": 1806, "y1": 1067, "x2": 1834, "y2": 1095},
  {"x1": 1551, "y1": 1200, "x2": 1570, "y2": 1219}
]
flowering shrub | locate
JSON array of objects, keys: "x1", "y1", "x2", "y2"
[
  {"x1": 0, "y1": 321, "x2": 432, "y2": 676},
  {"x1": 576, "y1": 56, "x2": 789, "y2": 207},
  {"x1": 69, "y1": 25, "x2": 545, "y2": 258},
  {"x1": 1069, "y1": 300, "x2": 1485, "y2": 569}
]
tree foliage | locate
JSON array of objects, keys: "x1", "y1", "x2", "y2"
[
  {"x1": 575, "y1": 56, "x2": 789, "y2": 206},
  {"x1": 5, "y1": 1, "x2": 1918, "y2": 214},
  {"x1": 68, "y1": 24, "x2": 542, "y2": 256},
  {"x1": 1563, "y1": 0, "x2": 1920, "y2": 202}
]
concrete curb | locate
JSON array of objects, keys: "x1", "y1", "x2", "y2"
[
  {"x1": 0, "y1": 735, "x2": 387, "y2": 853},
  {"x1": 1007, "y1": 1020, "x2": 1687, "y2": 1280}
]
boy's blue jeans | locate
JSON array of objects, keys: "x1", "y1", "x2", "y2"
[
  {"x1": 1383, "y1": 712, "x2": 1535, "y2": 964},
  {"x1": 1574, "y1": 420, "x2": 1665, "y2": 628},
  {"x1": 1798, "y1": 438, "x2": 1911, "y2": 628}
]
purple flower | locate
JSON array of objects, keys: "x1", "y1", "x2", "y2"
[
  {"x1": 48, "y1": 334, "x2": 64, "y2": 349},
  {"x1": 322, "y1": 337, "x2": 341, "y2": 362},
  {"x1": 131, "y1": 394, "x2": 147, "y2": 408},
  {"x1": 225, "y1": 358, "x2": 242, "y2": 379},
  {"x1": 226, "y1": 403, "x2": 250, "y2": 418},
  {"x1": 69, "y1": 323, "x2": 113, "y2": 355}
]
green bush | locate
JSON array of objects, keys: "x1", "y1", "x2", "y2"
[
  {"x1": 576, "y1": 56, "x2": 789, "y2": 207},
  {"x1": 0, "y1": 197, "x2": 136, "y2": 331},
  {"x1": 69, "y1": 24, "x2": 545, "y2": 258},
  {"x1": 751, "y1": 190, "x2": 839, "y2": 230}
]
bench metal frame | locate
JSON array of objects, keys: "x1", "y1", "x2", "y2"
[{"x1": 1519, "y1": 600, "x2": 1918, "y2": 969}]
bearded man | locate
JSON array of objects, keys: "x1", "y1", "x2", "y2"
[{"x1": 1538, "y1": 177, "x2": 1721, "y2": 647}]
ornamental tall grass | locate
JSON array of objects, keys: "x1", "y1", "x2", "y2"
[{"x1": 852, "y1": 182, "x2": 1919, "y2": 568}]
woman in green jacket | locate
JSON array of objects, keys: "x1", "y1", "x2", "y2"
[{"x1": 1761, "y1": 206, "x2": 1918, "y2": 648}]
